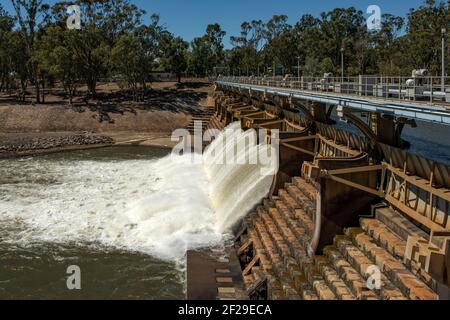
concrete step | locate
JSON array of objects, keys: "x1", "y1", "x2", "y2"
[
  {"x1": 375, "y1": 207, "x2": 429, "y2": 243},
  {"x1": 257, "y1": 206, "x2": 314, "y2": 298},
  {"x1": 352, "y1": 231, "x2": 438, "y2": 300},
  {"x1": 274, "y1": 199, "x2": 312, "y2": 247},
  {"x1": 360, "y1": 218, "x2": 406, "y2": 260},
  {"x1": 324, "y1": 246, "x2": 379, "y2": 300},
  {"x1": 258, "y1": 207, "x2": 291, "y2": 258},
  {"x1": 248, "y1": 228, "x2": 271, "y2": 273},
  {"x1": 292, "y1": 176, "x2": 317, "y2": 203},
  {"x1": 315, "y1": 257, "x2": 356, "y2": 300},
  {"x1": 302, "y1": 262, "x2": 337, "y2": 300},
  {"x1": 285, "y1": 183, "x2": 316, "y2": 220},
  {"x1": 267, "y1": 207, "x2": 305, "y2": 256},
  {"x1": 301, "y1": 289, "x2": 320, "y2": 300},
  {"x1": 254, "y1": 218, "x2": 283, "y2": 270},
  {"x1": 313, "y1": 280, "x2": 338, "y2": 300},
  {"x1": 278, "y1": 190, "x2": 314, "y2": 236},
  {"x1": 336, "y1": 232, "x2": 407, "y2": 300}
]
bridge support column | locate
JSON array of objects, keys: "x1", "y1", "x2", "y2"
[
  {"x1": 371, "y1": 114, "x2": 397, "y2": 146},
  {"x1": 370, "y1": 113, "x2": 413, "y2": 147},
  {"x1": 317, "y1": 171, "x2": 379, "y2": 251},
  {"x1": 310, "y1": 103, "x2": 328, "y2": 123}
]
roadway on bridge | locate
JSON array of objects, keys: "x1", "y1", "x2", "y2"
[{"x1": 217, "y1": 80, "x2": 450, "y2": 126}]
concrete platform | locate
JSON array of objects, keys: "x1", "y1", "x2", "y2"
[{"x1": 186, "y1": 247, "x2": 247, "y2": 300}]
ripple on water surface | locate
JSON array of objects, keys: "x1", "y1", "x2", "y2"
[{"x1": 0, "y1": 146, "x2": 188, "y2": 300}]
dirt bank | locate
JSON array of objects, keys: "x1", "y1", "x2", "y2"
[{"x1": 0, "y1": 81, "x2": 213, "y2": 156}]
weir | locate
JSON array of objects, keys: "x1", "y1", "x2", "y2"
[{"x1": 186, "y1": 80, "x2": 450, "y2": 300}]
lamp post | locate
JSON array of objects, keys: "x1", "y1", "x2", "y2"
[
  {"x1": 341, "y1": 47, "x2": 344, "y2": 84},
  {"x1": 442, "y1": 28, "x2": 446, "y2": 92},
  {"x1": 297, "y1": 56, "x2": 301, "y2": 80}
]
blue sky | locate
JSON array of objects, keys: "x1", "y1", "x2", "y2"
[{"x1": 2, "y1": 0, "x2": 427, "y2": 46}]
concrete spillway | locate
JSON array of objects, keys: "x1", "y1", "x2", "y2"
[
  {"x1": 125, "y1": 121, "x2": 276, "y2": 261},
  {"x1": 0, "y1": 122, "x2": 275, "y2": 266},
  {"x1": 208, "y1": 89, "x2": 450, "y2": 300}
]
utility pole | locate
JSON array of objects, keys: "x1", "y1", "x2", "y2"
[
  {"x1": 297, "y1": 56, "x2": 301, "y2": 80},
  {"x1": 341, "y1": 47, "x2": 345, "y2": 84},
  {"x1": 442, "y1": 28, "x2": 446, "y2": 92}
]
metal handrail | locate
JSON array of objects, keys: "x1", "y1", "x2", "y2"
[
  {"x1": 217, "y1": 76, "x2": 450, "y2": 125},
  {"x1": 218, "y1": 75, "x2": 450, "y2": 106}
]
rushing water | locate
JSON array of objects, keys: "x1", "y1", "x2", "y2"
[{"x1": 0, "y1": 123, "x2": 276, "y2": 299}]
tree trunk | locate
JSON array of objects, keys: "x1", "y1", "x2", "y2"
[
  {"x1": 41, "y1": 79, "x2": 45, "y2": 104},
  {"x1": 87, "y1": 76, "x2": 97, "y2": 98},
  {"x1": 20, "y1": 79, "x2": 27, "y2": 102},
  {"x1": 35, "y1": 78, "x2": 41, "y2": 104}
]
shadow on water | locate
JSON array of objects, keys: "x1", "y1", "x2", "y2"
[{"x1": 0, "y1": 242, "x2": 184, "y2": 300}]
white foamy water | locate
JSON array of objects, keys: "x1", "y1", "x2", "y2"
[{"x1": 0, "y1": 123, "x2": 276, "y2": 263}]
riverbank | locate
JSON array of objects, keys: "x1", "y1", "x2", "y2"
[
  {"x1": 0, "y1": 132, "x2": 114, "y2": 159},
  {"x1": 0, "y1": 81, "x2": 213, "y2": 158},
  {"x1": 0, "y1": 131, "x2": 182, "y2": 159}
]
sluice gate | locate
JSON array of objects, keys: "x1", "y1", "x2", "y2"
[{"x1": 186, "y1": 81, "x2": 450, "y2": 300}]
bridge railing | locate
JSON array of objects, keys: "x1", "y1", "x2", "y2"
[{"x1": 218, "y1": 76, "x2": 450, "y2": 105}]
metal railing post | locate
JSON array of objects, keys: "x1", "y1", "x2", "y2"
[{"x1": 430, "y1": 77, "x2": 433, "y2": 103}]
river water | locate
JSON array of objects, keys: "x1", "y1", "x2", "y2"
[
  {"x1": 0, "y1": 147, "x2": 187, "y2": 299},
  {"x1": 0, "y1": 123, "x2": 276, "y2": 300}
]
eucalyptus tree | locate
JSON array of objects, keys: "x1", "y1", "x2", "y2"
[
  {"x1": 263, "y1": 15, "x2": 295, "y2": 74},
  {"x1": 405, "y1": 0, "x2": 450, "y2": 74},
  {"x1": 372, "y1": 14, "x2": 404, "y2": 75},
  {"x1": 0, "y1": 5, "x2": 15, "y2": 92},
  {"x1": 188, "y1": 35, "x2": 214, "y2": 77},
  {"x1": 160, "y1": 34, "x2": 189, "y2": 83},
  {"x1": 111, "y1": 33, "x2": 148, "y2": 101},
  {"x1": 111, "y1": 13, "x2": 165, "y2": 96},
  {"x1": 10, "y1": 0, "x2": 49, "y2": 102},
  {"x1": 188, "y1": 23, "x2": 226, "y2": 77},
  {"x1": 47, "y1": 0, "x2": 145, "y2": 98},
  {"x1": 35, "y1": 26, "x2": 82, "y2": 104},
  {"x1": 229, "y1": 20, "x2": 265, "y2": 75},
  {"x1": 205, "y1": 23, "x2": 226, "y2": 68}
]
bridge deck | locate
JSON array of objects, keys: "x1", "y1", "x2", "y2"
[{"x1": 217, "y1": 80, "x2": 450, "y2": 125}]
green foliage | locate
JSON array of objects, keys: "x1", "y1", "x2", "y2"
[
  {"x1": 0, "y1": 4, "x2": 15, "y2": 91},
  {"x1": 160, "y1": 34, "x2": 188, "y2": 82},
  {"x1": 225, "y1": 1, "x2": 450, "y2": 77},
  {"x1": 3, "y1": 0, "x2": 450, "y2": 103},
  {"x1": 188, "y1": 24, "x2": 226, "y2": 77}
]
